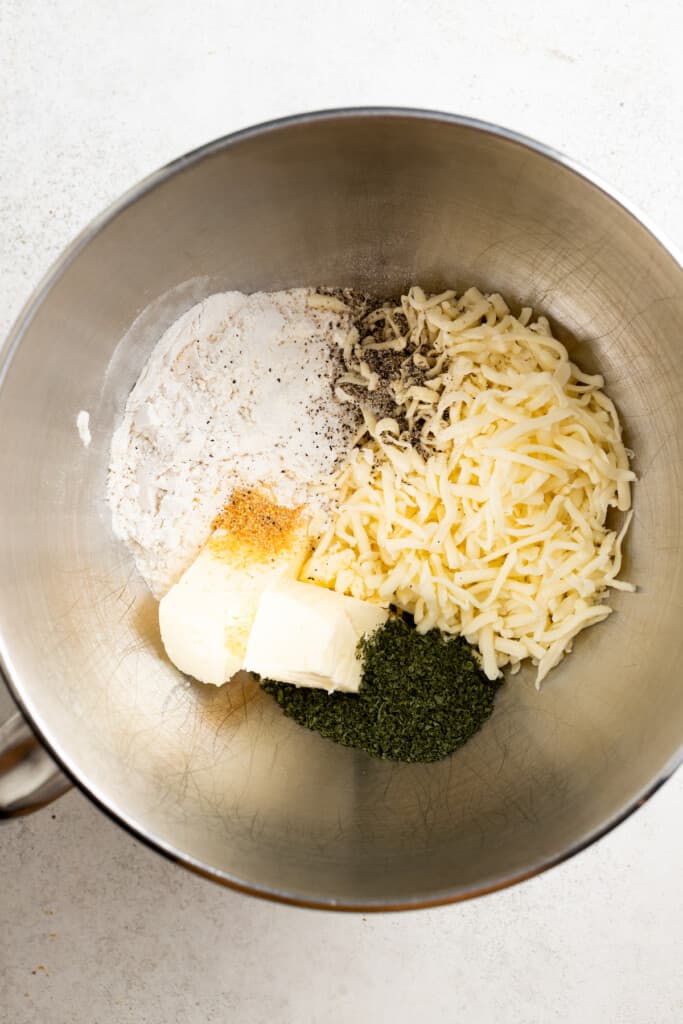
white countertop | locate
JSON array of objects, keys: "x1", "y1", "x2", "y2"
[{"x1": 1, "y1": 1, "x2": 682, "y2": 1021}]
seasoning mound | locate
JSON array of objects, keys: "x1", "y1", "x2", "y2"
[
  {"x1": 208, "y1": 489, "x2": 303, "y2": 565},
  {"x1": 261, "y1": 617, "x2": 500, "y2": 763}
]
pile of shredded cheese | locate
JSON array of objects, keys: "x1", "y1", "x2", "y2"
[{"x1": 302, "y1": 286, "x2": 635, "y2": 685}]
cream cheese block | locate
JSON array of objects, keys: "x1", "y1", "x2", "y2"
[{"x1": 244, "y1": 579, "x2": 388, "y2": 692}]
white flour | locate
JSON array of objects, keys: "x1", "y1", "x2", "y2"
[
  {"x1": 108, "y1": 288, "x2": 357, "y2": 597},
  {"x1": 76, "y1": 409, "x2": 91, "y2": 447}
]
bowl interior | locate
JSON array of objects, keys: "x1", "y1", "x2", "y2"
[{"x1": 1, "y1": 111, "x2": 682, "y2": 907}]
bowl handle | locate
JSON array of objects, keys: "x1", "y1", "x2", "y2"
[{"x1": 0, "y1": 708, "x2": 71, "y2": 818}]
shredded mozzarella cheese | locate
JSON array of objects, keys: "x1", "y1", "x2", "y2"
[{"x1": 302, "y1": 286, "x2": 635, "y2": 685}]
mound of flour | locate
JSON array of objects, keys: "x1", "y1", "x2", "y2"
[{"x1": 108, "y1": 289, "x2": 357, "y2": 597}]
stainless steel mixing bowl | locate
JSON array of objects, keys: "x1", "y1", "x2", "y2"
[{"x1": 1, "y1": 109, "x2": 682, "y2": 909}]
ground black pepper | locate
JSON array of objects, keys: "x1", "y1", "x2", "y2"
[{"x1": 322, "y1": 293, "x2": 430, "y2": 443}]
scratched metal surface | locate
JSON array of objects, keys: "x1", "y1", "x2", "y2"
[{"x1": 0, "y1": 112, "x2": 682, "y2": 906}]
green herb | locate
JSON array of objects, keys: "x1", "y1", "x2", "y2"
[{"x1": 261, "y1": 617, "x2": 500, "y2": 763}]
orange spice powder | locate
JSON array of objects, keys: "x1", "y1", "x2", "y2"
[{"x1": 208, "y1": 488, "x2": 304, "y2": 563}]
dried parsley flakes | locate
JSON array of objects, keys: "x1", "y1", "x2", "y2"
[{"x1": 261, "y1": 617, "x2": 500, "y2": 763}]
